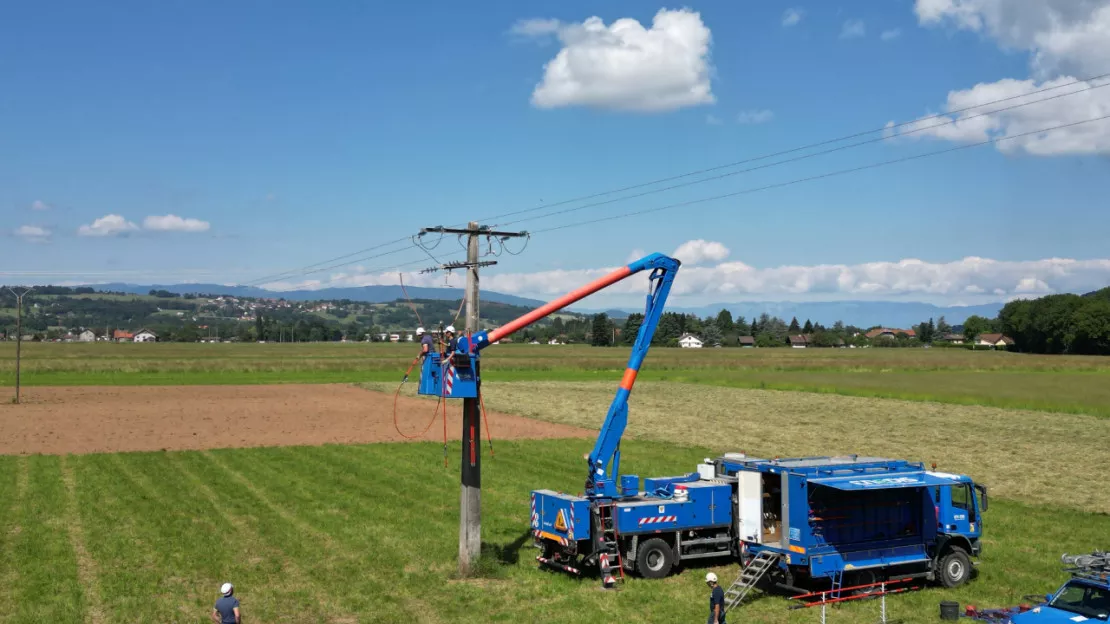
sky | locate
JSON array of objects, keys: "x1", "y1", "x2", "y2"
[{"x1": 3, "y1": 0, "x2": 1110, "y2": 307}]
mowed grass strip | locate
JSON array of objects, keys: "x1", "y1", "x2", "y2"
[
  {"x1": 0, "y1": 441, "x2": 1107, "y2": 623},
  {"x1": 11, "y1": 456, "x2": 85, "y2": 622},
  {"x1": 376, "y1": 381, "x2": 1110, "y2": 515}
]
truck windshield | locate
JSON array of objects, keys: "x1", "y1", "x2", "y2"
[{"x1": 1049, "y1": 582, "x2": 1110, "y2": 619}]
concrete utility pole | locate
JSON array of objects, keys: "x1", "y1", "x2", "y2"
[
  {"x1": 7, "y1": 288, "x2": 33, "y2": 404},
  {"x1": 419, "y1": 222, "x2": 528, "y2": 575}
]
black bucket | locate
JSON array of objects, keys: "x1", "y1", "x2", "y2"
[{"x1": 939, "y1": 601, "x2": 960, "y2": 620}]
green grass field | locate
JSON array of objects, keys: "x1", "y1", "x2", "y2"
[
  {"x1": 3, "y1": 342, "x2": 1110, "y2": 417},
  {"x1": 2, "y1": 342, "x2": 1108, "y2": 622},
  {"x1": 1, "y1": 441, "x2": 1105, "y2": 623}
]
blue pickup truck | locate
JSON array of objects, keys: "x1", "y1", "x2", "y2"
[{"x1": 1008, "y1": 552, "x2": 1110, "y2": 623}]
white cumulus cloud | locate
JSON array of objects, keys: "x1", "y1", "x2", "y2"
[
  {"x1": 77, "y1": 214, "x2": 139, "y2": 237},
  {"x1": 143, "y1": 214, "x2": 211, "y2": 233},
  {"x1": 15, "y1": 225, "x2": 51, "y2": 243},
  {"x1": 782, "y1": 8, "x2": 804, "y2": 27},
  {"x1": 911, "y1": 0, "x2": 1110, "y2": 155},
  {"x1": 736, "y1": 109, "x2": 775, "y2": 124},
  {"x1": 672, "y1": 240, "x2": 730, "y2": 266},
  {"x1": 31, "y1": 200, "x2": 50, "y2": 211},
  {"x1": 881, "y1": 28, "x2": 902, "y2": 41},
  {"x1": 522, "y1": 8, "x2": 715, "y2": 112},
  {"x1": 841, "y1": 19, "x2": 866, "y2": 39},
  {"x1": 890, "y1": 76, "x2": 1110, "y2": 155}
]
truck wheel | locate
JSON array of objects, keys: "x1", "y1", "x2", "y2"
[
  {"x1": 636, "y1": 538, "x2": 674, "y2": 579},
  {"x1": 938, "y1": 548, "x2": 971, "y2": 588}
]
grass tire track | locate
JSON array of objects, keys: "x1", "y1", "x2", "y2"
[
  {"x1": 60, "y1": 456, "x2": 107, "y2": 624},
  {"x1": 169, "y1": 453, "x2": 349, "y2": 623}
]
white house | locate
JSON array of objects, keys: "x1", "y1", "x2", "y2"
[
  {"x1": 678, "y1": 333, "x2": 703, "y2": 348},
  {"x1": 133, "y1": 329, "x2": 158, "y2": 343},
  {"x1": 78, "y1": 330, "x2": 97, "y2": 342}
]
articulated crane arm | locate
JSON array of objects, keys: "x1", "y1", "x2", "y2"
[{"x1": 458, "y1": 253, "x2": 681, "y2": 499}]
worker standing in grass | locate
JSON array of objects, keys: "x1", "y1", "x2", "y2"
[
  {"x1": 211, "y1": 582, "x2": 241, "y2": 624},
  {"x1": 706, "y1": 572, "x2": 725, "y2": 624}
]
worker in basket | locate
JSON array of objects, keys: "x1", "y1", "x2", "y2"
[
  {"x1": 442, "y1": 325, "x2": 458, "y2": 356},
  {"x1": 417, "y1": 327, "x2": 434, "y2": 359}
]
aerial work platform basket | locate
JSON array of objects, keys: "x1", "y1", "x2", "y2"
[{"x1": 418, "y1": 352, "x2": 479, "y2": 399}]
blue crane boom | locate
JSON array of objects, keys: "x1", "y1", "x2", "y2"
[{"x1": 418, "y1": 252, "x2": 680, "y2": 496}]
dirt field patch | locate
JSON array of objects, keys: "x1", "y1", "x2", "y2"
[{"x1": 0, "y1": 385, "x2": 591, "y2": 455}]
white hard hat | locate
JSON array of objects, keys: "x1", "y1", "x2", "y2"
[
  {"x1": 221, "y1": 582, "x2": 233, "y2": 596},
  {"x1": 416, "y1": 327, "x2": 425, "y2": 335},
  {"x1": 705, "y1": 572, "x2": 718, "y2": 583},
  {"x1": 445, "y1": 325, "x2": 455, "y2": 333}
]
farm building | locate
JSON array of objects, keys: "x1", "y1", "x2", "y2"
[
  {"x1": 976, "y1": 333, "x2": 1014, "y2": 348},
  {"x1": 789, "y1": 335, "x2": 808, "y2": 348},
  {"x1": 937, "y1": 333, "x2": 965, "y2": 344},
  {"x1": 78, "y1": 329, "x2": 97, "y2": 342},
  {"x1": 678, "y1": 333, "x2": 703, "y2": 348},
  {"x1": 112, "y1": 330, "x2": 134, "y2": 342},
  {"x1": 133, "y1": 329, "x2": 158, "y2": 343},
  {"x1": 738, "y1": 336, "x2": 755, "y2": 348}
]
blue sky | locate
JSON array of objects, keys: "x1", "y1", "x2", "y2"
[{"x1": 3, "y1": 1, "x2": 1109, "y2": 305}]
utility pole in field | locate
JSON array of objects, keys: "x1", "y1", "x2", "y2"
[
  {"x1": 419, "y1": 222, "x2": 528, "y2": 574},
  {"x1": 7, "y1": 287, "x2": 34, "y2": 404}
]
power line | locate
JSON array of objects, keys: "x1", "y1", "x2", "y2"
[
  {"x1": 499, "y1": 79, "x2": 1110, "y2": 228},
  {"x1": 245, "y1": 244, "x2": 418, "y2": 286},
  {"x1": 475, "y1": 70, "x2": 1110, "y2": 226},
  {"x1": 241, "y1": 236, "x2": 412, "y2": 286},
  {"x1": 230, "y1": 71, "x2": 1109, "y2": 287},
  {"x1": 529, "y1": 113, "x2": 1110, "y2": 235}
]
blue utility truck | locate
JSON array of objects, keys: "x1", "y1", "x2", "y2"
[{"x1": 532, "y1": 452, "x2": 988, "y2": 597}]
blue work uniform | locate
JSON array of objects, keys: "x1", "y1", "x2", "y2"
[
  {"x1": 445, "y1": 336, "x2": 458, "y2": 354},
  {"x1": 708, "y1": 585, "x2": 725, "y2": 624},
  {"x1": 420, "y1": 333, "x2": 435, "y2": 356},
  {"x1": 214, "y1": 595, "x2": 239, "y2": 624}
]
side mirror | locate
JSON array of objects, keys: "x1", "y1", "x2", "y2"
[
  {"x1": 975, "y1": 484, "x2": 988, "y2": 512},
  {"x1": 1045, "y1": 593, "x2": 1053, "y2": 603}
]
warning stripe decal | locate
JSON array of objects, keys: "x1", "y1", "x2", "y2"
[{"x1": 638, "y1": 515, "x2": 678, "y2": 525}]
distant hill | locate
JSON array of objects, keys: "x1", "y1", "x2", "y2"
[
  {"x1": 89, "y1": 283, "x2": 547, "y2": 308},
  {"x1": 579, "y1": 300, "x2": 1005, "y2": 328},
  {"x1": 83, "y1": 283, "x2": 1014, "y2": 327}
]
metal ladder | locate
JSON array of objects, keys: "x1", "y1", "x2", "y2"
[
  {"x1": 724, "y1": 550, "x2": 781, "y2": 611},
  {"x1": 829, "y1": 570, "x2": 845, "y2": 599},
  {"x1": 595, "y1": 505, "x2": 625, "y2": 588}
]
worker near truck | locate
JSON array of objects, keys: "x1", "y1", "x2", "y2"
[
  {"x1": 706, "y1": 573, "x2": 725, "y2": 624},
  {"x1": 211, "y1": 583, "x2": 240, "y2": 624}
]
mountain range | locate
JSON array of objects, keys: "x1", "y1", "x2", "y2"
[
  {"x1": 88, "y1": 282, "x2": 1005, "y2": 328},
  {"x1": 89, "y1": 282, "x2": 547, "y2": 308}
]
